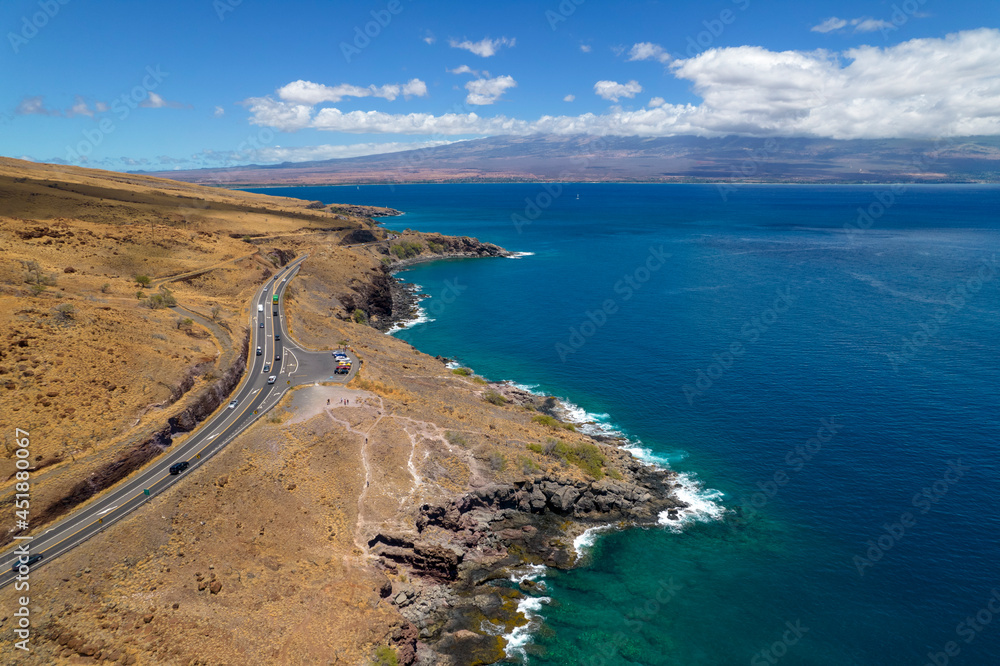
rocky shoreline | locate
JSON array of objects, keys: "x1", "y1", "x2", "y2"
[
  {"x1": 373, "y1": 265, "x2": 689, "y2": 664},
  {"x1": 375, "y1": 236, "x2": 512, "y2": 333},
  {"x1": 372, "y1": 424, "x2": 688, "y2": 665}
]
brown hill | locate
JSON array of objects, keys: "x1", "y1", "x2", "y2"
[{"x1": 0, "y1": 158, "x2": 677, "y2": 665}]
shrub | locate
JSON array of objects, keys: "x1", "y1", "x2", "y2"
[
  {"x1": 373, "y1": 646, "x2": 398, "y2": 666},
  {"x1": 445, "y1": 431, "x2": 468, "y2": 447},
  {"x1": 54, "y1": 303, "x2": 75, "y2": 321},
  {"x1": 483, "y1": 390, "x2": 507, "y2": 406},
  {"x1": 352, "y1": 308, "x2": 367, "y2": 324},
  {"x1": 520, "y1": 456, "x2": 541, "y2": 474},
  {"x1": 472, "y1": 376, "x2": 487, "y2": 385},
  {"x1": 531, "y1": 414, "x2": 576, "y2": 431},
  {"x1": 158, "y1": 286, "x2": 177, "y2": 307},
  {"x1": 531, "y1": 438, "x2": 605, "y2": 479},
  {"x1": 135, "y1": 275, "x2": 151, "y2": 287},
  {"x1": 147, "y1": 294, "x2": 165, "y2": 309},
  {"x1": 136, "y1": 290, "x2": 146, "y2": 300},
  {"x1": 100, "y1": 282, "x2": 111, "y2": 294},
  {"x1": 451, "y1": 367, "x2": 471, "y2": 376},
  {"x1": 488, "y1": 451, "x2": 507, "y2": 472},
  {"x1": 29, "y1": 283, "x2": 46, "y2": 295},
  {"x1": 567, "y1": 442, "x2": 606, "y2": 480},
  {"x1": 389, "y1": 240, "x2": 424, "y2": 259}
]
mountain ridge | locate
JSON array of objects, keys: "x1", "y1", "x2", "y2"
[{"x1": 143, "y1": 134, "x2": 1000, "y2": 186}]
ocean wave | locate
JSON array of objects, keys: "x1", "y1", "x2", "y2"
[
  {"x1": 505, "y1": 595, "x2": 550, "y2": 662},
  {"x1": 507, "y1": 251, "x2": 535, "y2": 258},
  {"x1": 658, "y1": 472, "x2": 726, "y2": 532},
  {"x1": 573, "y1": 525, "x2": 614, "y2": 558},
  {"x1": 499, "y1": 381, "x2": 727, "y2": 538},
  {"x1": 386, "y1": 283, "x2": 435, "y2": 334},
  {"x1": 386, "y1": 305, "x2": 434, "y2": 334},
  {"x1": 504, "y1": 565, "x2": 550, "y2": 662}
]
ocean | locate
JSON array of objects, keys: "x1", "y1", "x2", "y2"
[{"x1": 246, "y1": 183, "x2": 1000, "y2": 665}]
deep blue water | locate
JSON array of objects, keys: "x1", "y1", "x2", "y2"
[{"x1": 248, "y1": 183, "x2": 1000, "y2": 665}]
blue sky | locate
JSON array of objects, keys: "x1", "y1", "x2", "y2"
[{"x1": 2, "y1": 0, "x2": 998, "y2": 172}]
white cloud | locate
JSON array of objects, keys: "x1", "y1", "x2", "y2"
[
  {"x1": 813, "y1": 16, "x2": 901, "y2": 34},
  {"x1": 448, "y1": 65, "x2": 480, "y2": 76},
  {"x1": 423, "y1": 31, "x2": 436, "y2": 45},
  {"x1": 67, "y1": 96, "x2": 94, "y2": 117},
  {"x1": 246, "y1": 30, "x2": 1000, "y2": 141},
  {"x1": 95, "y1": 102, "x2": 109, "y2": 113},
  {"x1": 811, "y1": 17, "x2": 848, "y2": 33},
  {"x1": 139, "y1": 92, "x2": 187, "y2": 109},
  {"x1": 214, "y1": 106, "x2": 225, "y2": 117},
  {"x1": 253, "y1": 139, "x2": 462, "y2": 163},
  {"x1": 648, "y1": 97, "x2": 665, "y2": 108},
  {"x1": 628, "y1": 42, "x2": 671, "y2": 64},
  {"x1": 580, "y1": 44, "x2": 592, "y2": 53},
  {"x1": 465, "y1": 75, "x2": 517, "y2": 105},
  {"x1": 449, "y1": 36, "x2": 515, "y2": 57},
  {"x1": 564, "y1": 94, "x2": 576, "y2": 102},
  {"x1": 594, "y1": 80, "x2": 643, "y2": 102},
  {"x1": 15, "y1": 96, "x2": 59, "y2": 116},
  {"x1": 276, "y1": 79, "x2": 428, "y2": 104},
  {"x1": 852, "y1": 18, "x2": 894, "y2": 33}
]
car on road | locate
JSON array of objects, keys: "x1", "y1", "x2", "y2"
[
  {"x1": 10, "y1": 554, "x2": 42, "y2": 573},
  {"x1": 333, "y1": 352, "x2": 348, "y2": 358},
  {"x1": 228, "y1": 399, "x2": 238, "y2": 409},
  {"x1": 273, "y1": 310, "x2": 278, "y2": 316},
  {"x1": 275, "y1": 334, "x2": 281, "y2": 341},
  {"x1": 256, "y1": 346, "x2": 262, "y2": 355},
  {"x1": 275, "y1": 354, "x2": 281, "y2": 361},
  {"x1": 263, "y1": 363, "x2": 270, "y2": 372},
  {"x1": 169, "y1": 461, "x2": 189, "y2": 475},
  {"x1": 335, "y1": 366, "x2": 348, "y2": 374},
  {"x1": 267, "y1": 375, "x2": 276, "y2": 384},
  {"x1": 259, "y1": 322, "x2": 264, "y2": 328}
]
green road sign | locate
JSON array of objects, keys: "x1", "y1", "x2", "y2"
[{"x1": 143, "y1": 489, "x2": 150, "y2": 496}]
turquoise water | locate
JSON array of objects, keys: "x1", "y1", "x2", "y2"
[{"x1": 248, "y1": 184, "x2": 1000, "y2": 665}]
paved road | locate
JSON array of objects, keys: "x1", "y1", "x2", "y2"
[{"x1": 1, "y1": 256, "x2": 357, "y2": 585}]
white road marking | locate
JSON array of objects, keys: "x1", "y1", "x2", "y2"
[{"x1": 97, "y1": 505, "x2": 118, "y2": 516}]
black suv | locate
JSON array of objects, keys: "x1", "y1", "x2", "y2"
[
  {"x1": 11, "y1": 554, "x2": 42, "y2": 573},
  {"x1": 169, "y1": 461, "x2": 190, "y2": 475}
]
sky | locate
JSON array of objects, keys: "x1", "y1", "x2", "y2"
[{"x1": 2, "y1": 0, "x2": 999, "y2": 172}]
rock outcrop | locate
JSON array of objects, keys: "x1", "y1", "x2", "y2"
[{"x1": 368, "y1": 466, "x2": 685, "y2": 665}]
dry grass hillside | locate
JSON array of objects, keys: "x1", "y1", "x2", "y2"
[{"x1": 0, "y1": 158, "x2": 634, "y2": 665}]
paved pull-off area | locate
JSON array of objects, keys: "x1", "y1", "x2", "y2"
[{"x1": 1, "y1": 256, "x2": 356, "y2": 586}]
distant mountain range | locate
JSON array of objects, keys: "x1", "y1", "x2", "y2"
[{"x1": 148, "y1": 134, "x2": 1000, "y2": 186}]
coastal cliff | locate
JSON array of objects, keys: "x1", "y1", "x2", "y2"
[{"x1": 0, "y1": 158, "x2": 683, "y2": 665}]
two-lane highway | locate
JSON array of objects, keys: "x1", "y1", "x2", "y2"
[{"x1": 1, "y1": 256, "x2": 358, "y2": 585}]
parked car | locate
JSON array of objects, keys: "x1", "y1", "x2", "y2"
[
  {"x1": 335, "y1": 367, "x2": 349, "y2": 375},
  {"x1": 267, "y1": 375, "x2": 276, "y2": 384},
  {"x1": 10, "y1": 554, "x2": 42, "y2": 573},
  {"x1": 333, "y1": 352, "x2": 348, "y2": 359},
  {"x1": 228, "y1": 399, "x2": 238, "y2": 409},
  {"x1": 169, "y1": 461, "x2": 189, "y2": 475}
]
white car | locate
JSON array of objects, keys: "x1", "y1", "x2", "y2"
[
  {"x1": 267, "y1": 376, "x2": 276, "y2": 384},
  {"x1": 228, "y1": 399, "x2": 238, "y2": 409}
]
